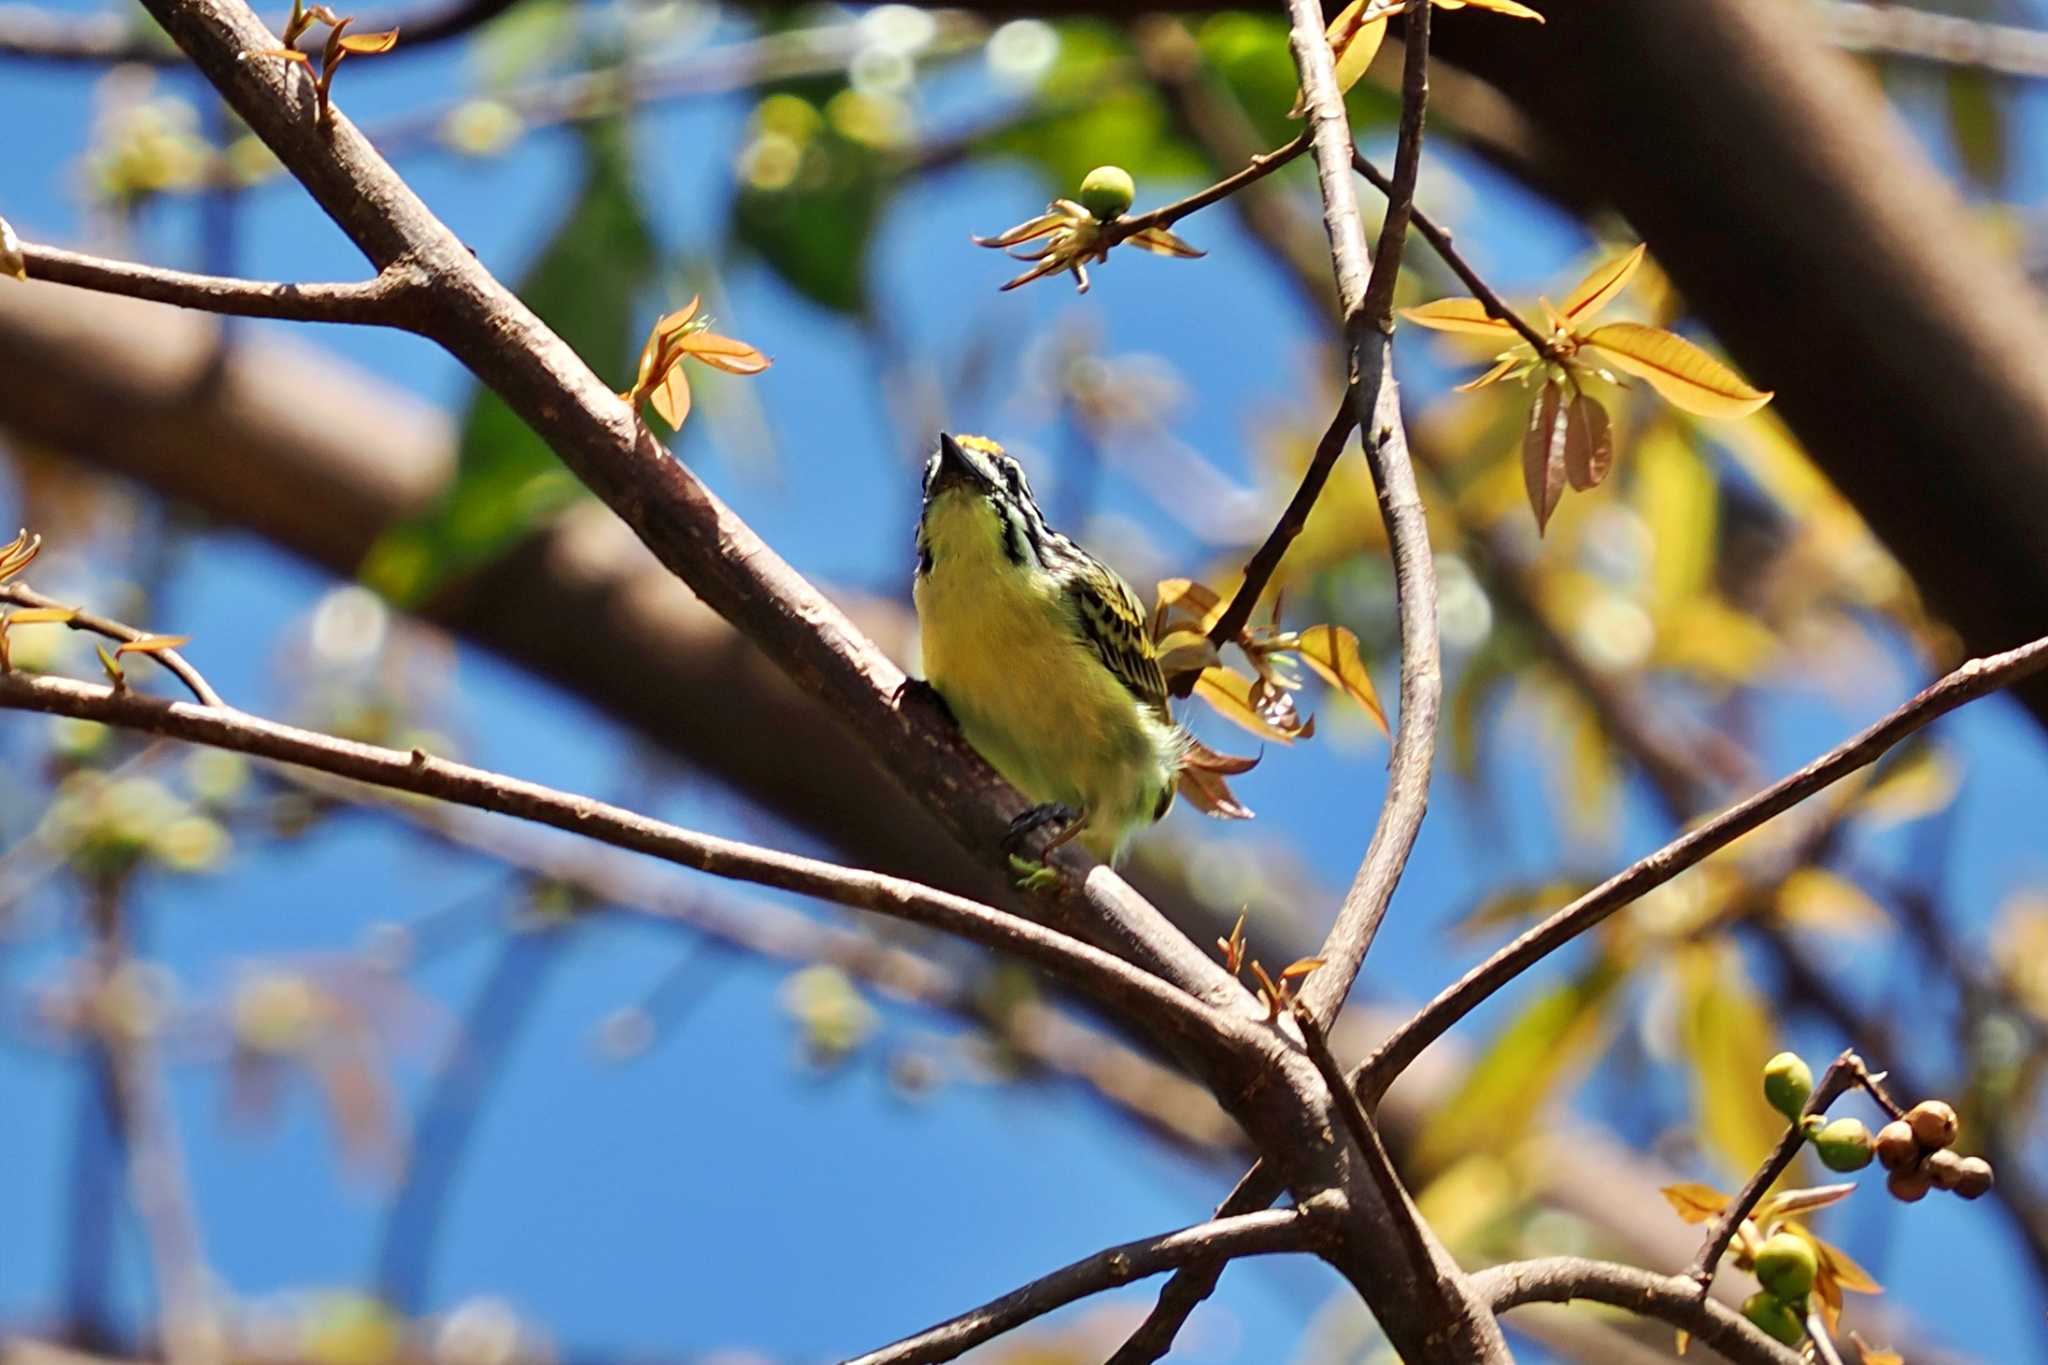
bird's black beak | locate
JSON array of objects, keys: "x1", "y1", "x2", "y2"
[{"x1": 925, "y1": 432, "x2": 984, "y2": 499}]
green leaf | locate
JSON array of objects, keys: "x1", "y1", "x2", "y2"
[
  {"x1": 1415, "y1": 952, "x2": 1624, "y2": 1172},
  {"x1": 730, "y1": 92, "x2": 886, "y2": 315},
  {"x1": 1196, "y1": 13, "x2": 1312, "y2": 149},
  {"x1": 469, "y1": 0, "x2": 576, "y2": 89},
  {"x1": 363, "y1": 121, "x2": 655, "y2": 604},
  {"x1": 1944, "y1": 68, "x2": 2007, "y2": 191},
  {"x1": 984, "y1": 24, "x2": 1206, "y2": 192},
  {"x1": 1676, "y1": 942, "x2": 1787, "y2": 1178}
]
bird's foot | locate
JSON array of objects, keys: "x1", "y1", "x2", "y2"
[
  {"x1": 1007, "y1": 853, "x2": 1063, "y2": 895},
  {"x1": 1001, "y1": 803, "x2": 1085, "y2": 894},
  {"x1": 894, "y1": 676, "x2": 956, "y2": 727}
]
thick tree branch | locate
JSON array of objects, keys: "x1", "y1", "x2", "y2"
[
  {"x1": 14, "y1": 242, "x2": 424, "y2": 327},
  {"x1": 0, "y1": 669, "x2": 1244, "y2": 1059},
  {"x1": 843, "y1": 1208, "x2": 1324, "y2": 1365},
  {"x1": 1357, "y1": 635, "x2": 2048, "y2": 1104},
  {"x1": 1473, "y1": 1257, "x2": 1801, "y2": 1365}
]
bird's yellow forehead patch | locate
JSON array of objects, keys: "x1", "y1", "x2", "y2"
[{"x1": 952, "y1": 434, "x2": 1007, "y2": 457}]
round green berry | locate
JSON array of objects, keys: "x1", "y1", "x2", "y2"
[
  {"x1": 1742, "y1": 1291, "x2": 1806, "y2": 1347},
  {"x1": 1762, "y1": 1051, "x2": 1813, "y2": 1120},
  {"x1": 1813, "y1": 1116, "x2": 1874, "y2": 1172},
  {"x1": 1753, "y1": 1232, "x2": 1818, "y2": 1301},
  {"x1": 1077, "y1": 165, "x2": 1136, "y2": 221}
]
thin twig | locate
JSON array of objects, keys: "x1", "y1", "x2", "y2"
[
  {"x1": 1103, "y1": 1161, "x2": 1289, "y2": 1365},
  {"x1": 15, "y1": 242, "x2": 421, "y2": 328},
  {"x1": 1353, "y1": 149, "x2": 1554, "y2": 359},
  {"x1": 0, "y1": 669, "x2": 1245, "y2": 1059},
  {"x1": 1686, "y1": 1049, "x2": 1870, "y2": 1288},
  {"x1": 1, "y1": 582, "x2": 224, "y2": 706},
  {"x1": 1288, "y1": 0, "x2": 1444, "y2": 1029},
  {"x1": 1356, "y1": 635, "x2": 2048, "y2": 1105},
  {"x1": 843, "y1": 1208, "x2": 1323, "y2": 1365},
  {"x1": 1472, "y1": 1257, "x2": 1801, "y2": 1365},
  {"x1": 1111, "y1": 130, "x2": 1312, "y2": 242},
  {"x1": 1195, "y1": 396, "x2": 1356, "y2": 673},
  {"x1": 0, "y1": 0, "x2": 516, "y2": 63}
]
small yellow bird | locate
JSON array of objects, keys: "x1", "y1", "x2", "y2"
[{"x1": 913, "y1": 432, "x2": 1186, "y2": 864}]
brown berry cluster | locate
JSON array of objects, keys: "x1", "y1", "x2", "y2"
[{"x1": 1875, "y1": 1101, "x2": 1993, "y2": 1203}]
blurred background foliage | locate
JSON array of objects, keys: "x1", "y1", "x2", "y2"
[{"x1": 3, "y1": 1, "x2": 2048, "y2": 1362}]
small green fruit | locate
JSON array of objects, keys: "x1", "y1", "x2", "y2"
[
  {"x1": 1762, "y1": 1051, "x2": 1813, "y2": 1120},
  {"x1": 1753, "y1": 1232, "x2": 1818, "y2": 1301},
  {"x1": 1077, "y1": 165, "x2": 1136, "y2": 221},
  {"x1": 1741, "y1": 1291, "x2": 1806, "y2": 1347},
  {"x1": 1812, "y1": 1116, "x2": 1874, "y2": 1172}
]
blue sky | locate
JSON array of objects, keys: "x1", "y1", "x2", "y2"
[{"x1": 4, "y1": 3, "x2": 2047, "y2": 1361}]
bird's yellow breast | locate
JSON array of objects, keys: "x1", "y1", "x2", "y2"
[{"x1": 914, "y1": 489, "x2": 1178, "y2": 859}]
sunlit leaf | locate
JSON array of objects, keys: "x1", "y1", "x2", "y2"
[
  {"x1": 1441, "y1": 0, "x2": 1545, "y2": 18},
  {"x1": 0, "y1": 216, "x2": 24, "y2": 282},
  {"x1": 1558, "y1": 242, "x2": 1645, "y2": 322},
  {"x1": 1154, "y1": 577, "x2": 1228, "y2": 637},
  {"x1": 1754, "y1": 1183, "x2": 1855, "y2": 1224},
  {"x1": 1774, "y1": 867, "x2": 1887, "y2": 936},
  {"x1": 1280, "y1": 957, "x2": 1325, "y2": 979},
  {"x1": 1675, "y1": 942, "x2": 1786, "y2": 1176},
  {"x1": 1562, "y1": 390, "x2": 1611, "y2": 491},
  {"x1": 1182, "y1": 735, "x2": 1259, "y2": 775},
  {"x1": 1455, "y1": 355, "x2": 1521, "y2": 392},
  {"x1": 1634, "y1": 423, "x2": 1718, "y2": 610},
  {"x1": 114, "y1": 634, "x2": 192, "y2": 656},
  {"x1": 1177, "y1": 758, "x2": 1255, "y2": 820},
  {"x1": 1658, "y1": 1182, "x2": 1730, "y2": 1225},
  {"x1": 1522, "y1": 379, "x2": 1567, "y2": 533},
  {"x1": 1156, "y1": 628, "x2": 1220, "y2": 682},
  {"x1": 679, "y1": 330, "x2": 772, "y2": 375},
  {"x1": 1399, "y1": 297, "x2": 1520, "y2": 338},
  {"x1": 1194, "y1": 666, "x2": 1298, "y2": 744},
  {"x1": 1854, "y1": 742, "x2": 1959, "y2": 831},
  {"x1": 1945, "y1": 68, "x2": 2007, "y2": 191},
  {"x1": 1581, "y1": 322, "x2": 1773, "y2": 418},
  {"x1": 1450, "y1": 879, "x2": 1589, "y2": 938},
  {"x1": 1290, "y1": 623, "x2": 1387, "y2": 734},
  {"x1": 336, "y1": 27, "x2": 399, "y2": 53},
  {"x1": 650, "y1": 362, "x2": 690, "y2": 428},
  {"x1": 1416, "y1": 953, "x2": 1623, "y2": 1171},
  {"x1": 1851, "y1": 1333, "x2": 1903, "y2": 1365},
  {"x1": 5, "y1": 607, "x2": 76, "y2": 625}
]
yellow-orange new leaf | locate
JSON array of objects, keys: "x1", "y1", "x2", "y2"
[
  {"x1": 1291, "y1": 623, "x2": 1388, "y2": 734},
  {"x1": 1439, "y1": 0, "x2": 1545, "y2": 18},
  {"x1": 1559, "y1": 242, "x2": 1646, "y2": 322},
  {"x1": 1399, "y1": 297, "x2": 1519, "y2": 338},
  {"x1": 336, "y1": 27, "x2": 399, "y2": 53},
  {"x1": 1658, "y1": 1183, "x2": 1729, "y2": 1224},
  {"x1": 1194, "y1": 666, "x2": 1299, "y2": 744},
  {"x1": 1581, "y1": 322, "x2": 1773, "y2": 418}
]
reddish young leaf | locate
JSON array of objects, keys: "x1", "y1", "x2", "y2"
[
  {"x1": 1522, "y1": 379, "x2": 1568, "y2": 533},
  {"x1": 1563, "y1": 389, "x2": 1613, "y2": 490}
]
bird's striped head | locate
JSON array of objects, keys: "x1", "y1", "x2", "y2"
[{"x1": 918, "y1": 432, "x2": 1058, "y2": 575}]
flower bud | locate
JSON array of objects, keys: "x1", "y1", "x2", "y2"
[
  {"x1": 1887, "y1": 1165, "x2": 1933, "y2": 1203},
  {"x1": 1905, "y1": 1099, "x2": 1958, "y2": 1151},
  {"x1": 1742, "y1": 1291, "x2": 1806, "y2": 1347},
  {"x1": 1952, "y1": 1155, "x2": 1994, "y2": 1200},
  {"x1": 1753, "y1": 1232, "x2": 1818, "y2": 1301},
  {"x1": 1762, "y1": 1051, "x2": 1813, "y2": 1121},
  {"x1": 1077, "y1": 165, "x2": 1136, "y2": 221},
  {"x1": 1875, "y1": 1119, "x2": 1918, "y2": 1171},
  {"x1": 1812, "y1": 1116, "x2": 1874, "y2": 1172}
]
